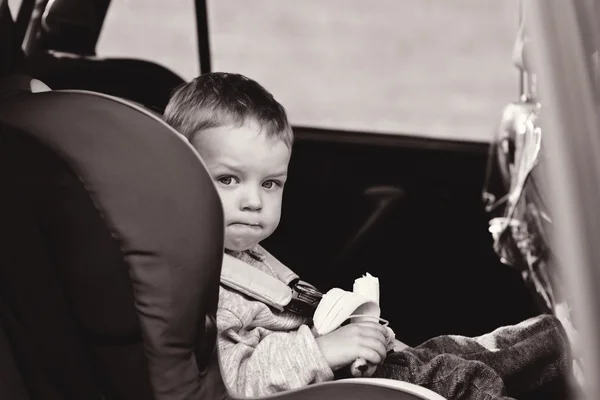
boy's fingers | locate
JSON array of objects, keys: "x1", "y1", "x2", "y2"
[
  {"x1": 358, "y1": 345, "x2": 385, "y2": 365},
  {"x1": 361, "y1": 337, "x2": 388, "y2": 360},
  {"x1": 355, "y1": 323, "x2": 388, "y2": 344},
  {"x1": 355, "y1": 321, "x2": 388, "y2": 335}
]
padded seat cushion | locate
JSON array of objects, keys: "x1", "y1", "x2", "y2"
[{"x1": 0, "y1": 90, "x2": 225, "y2": 399}]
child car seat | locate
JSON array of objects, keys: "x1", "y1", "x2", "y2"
[{"x1": 0, "y1": 86, "x2": 445, "y2": 400}]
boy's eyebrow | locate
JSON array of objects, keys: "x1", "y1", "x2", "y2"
[
  {"x1": 267, "y1": 171, "x2": 288, "y2": 179},
  {"x1": 210, "y1": 160, "x2": 245, "y2": 174},
  {"x1": 210, "y1": 159, "x2": 288, "y2": 178}
]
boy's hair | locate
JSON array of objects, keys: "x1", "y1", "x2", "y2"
[{"x1": 163, "y1": 72, "x2": 293, "y2": 148}]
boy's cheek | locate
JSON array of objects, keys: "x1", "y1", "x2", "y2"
[{"x1": 214, "y1": 189, "x2": 235, "y2": 215}]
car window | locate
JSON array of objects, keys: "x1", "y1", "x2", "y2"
[
  {"x1": 208, "y1": 0, "x2": 519, "y2": 141},
  {"x1": 96, "y1": 1, "x2": 519, "y2": 141},
  {"x1": 96, "y1": 0, "x2": 199, "y2": 81}
]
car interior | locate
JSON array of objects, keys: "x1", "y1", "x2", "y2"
[{"x1": 0, "y1": 0, "x2": 587, "y2": 399}]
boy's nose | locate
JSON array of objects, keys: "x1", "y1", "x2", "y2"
[{"x1": 240, "y1": 187, "x2": 262, "y2": 211}]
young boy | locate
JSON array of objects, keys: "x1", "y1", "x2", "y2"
[{"x1": 163, "y1": 72, "x2": 572, "y2": 400}]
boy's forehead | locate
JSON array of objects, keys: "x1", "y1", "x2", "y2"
[{"x1": 192, "y1": 124, "x2": 291, "y2": 171}]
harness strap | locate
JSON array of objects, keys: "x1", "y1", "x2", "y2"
[
  {"x1": 220, "y1": 245, "x2": 322, "y2": 315},
  {"x1": 221, "y1": 254, "x2": 292, "y2": 311},
  {"x1": 256, "y1": 245, "x2": 299, "y2": 285}
]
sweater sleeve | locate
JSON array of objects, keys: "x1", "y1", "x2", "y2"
[{"x1": 216, "y1": 307, "x2": 334, "y2": 397}]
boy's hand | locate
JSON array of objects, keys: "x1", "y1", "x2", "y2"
[{"x1": 315, "y1": 322, "x2": 388, "y2": 371}]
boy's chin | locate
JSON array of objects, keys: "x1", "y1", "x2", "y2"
[
  {"x1": 224, "y1": 227, "x2": 276, "y2": 252},
  {"x1": 224, "y1": 239, "x2": 260, "y2": 253}
]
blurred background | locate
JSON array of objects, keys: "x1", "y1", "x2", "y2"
[{"x1": 9, "y1": 0, "x2": 520, "y2": 141}]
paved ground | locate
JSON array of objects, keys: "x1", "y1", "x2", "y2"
[{"x1": 13, "y1": 0, "x2": 521, "y2": 142}]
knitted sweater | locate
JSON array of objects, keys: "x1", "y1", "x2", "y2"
[{"x1": 216, "y1": 248, "x2": 334, "y2": 397}]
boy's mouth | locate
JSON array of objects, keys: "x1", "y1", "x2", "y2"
[{"x1": 228, "y1": 222, "x2": 262, "y2": 229}]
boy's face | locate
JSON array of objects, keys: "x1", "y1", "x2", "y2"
[{"x1": 192, "y1": 121, "x2": 291, "y2": 252}]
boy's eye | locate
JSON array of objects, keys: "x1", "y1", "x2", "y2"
[
  {"x1": 262, "y1": 180, "x2": 281, "y2": 189},
  {"x1": 218, "y1": 176, "x2": 238, "y2": 186}
]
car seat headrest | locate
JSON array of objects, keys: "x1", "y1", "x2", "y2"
[{"x1": 0, "y1": 90, "x2": 227, "y2": 399}]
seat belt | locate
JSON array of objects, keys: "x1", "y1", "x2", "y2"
[{"x1": 220, "y1": 246, "x2": 323, "y2": 316}]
